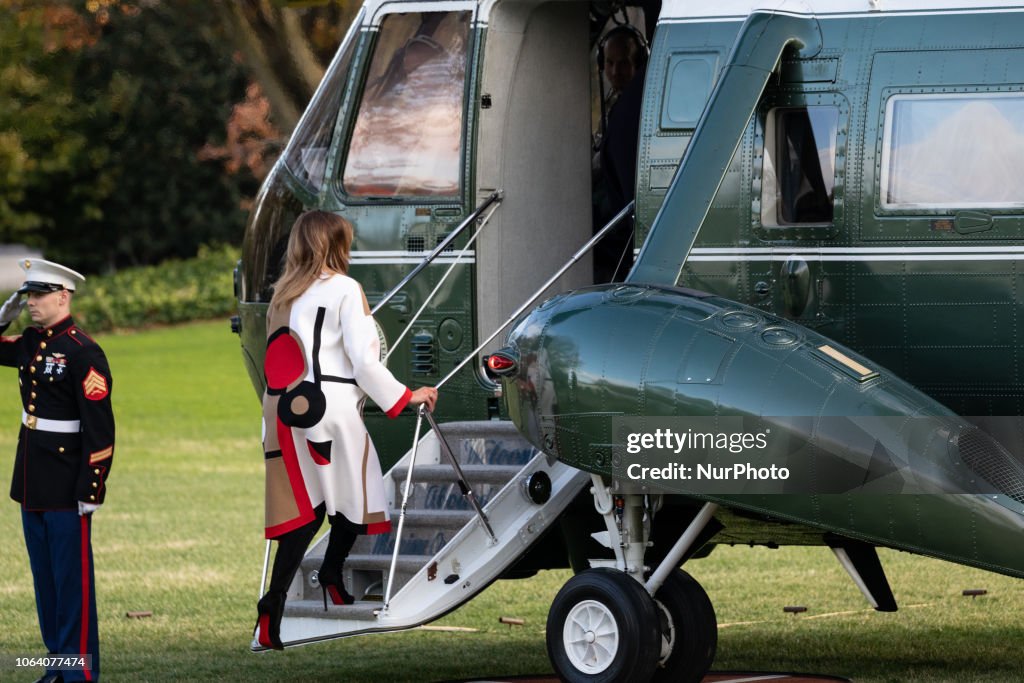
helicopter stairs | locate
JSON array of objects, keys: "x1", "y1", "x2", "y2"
[{"x1": 254, "y1": 420, "x2": 589, "y2": 649}]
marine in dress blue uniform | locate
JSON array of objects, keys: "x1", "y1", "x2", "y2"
[{"x1": 0, "y1": 259, "x2": 114, "y2": 683}]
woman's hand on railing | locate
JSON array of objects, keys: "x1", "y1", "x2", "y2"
[{"x1": 410, "y1": 386, "x2": 439, "y2": 413}]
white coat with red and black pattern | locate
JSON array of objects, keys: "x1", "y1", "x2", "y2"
[
  {"x1": 261, "y1": 273, "x2": 410, "y2": 539},
  {"x1": 0, "y1": 315, "x2": 115, "y2": 510}
]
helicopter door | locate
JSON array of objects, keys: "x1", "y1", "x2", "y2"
[
  {"x1": 327, "y1": 4, "x2": 477, "y2": 457},
  {"x1": 471, "y1": 1, "x2": 594, "y2": 353}
]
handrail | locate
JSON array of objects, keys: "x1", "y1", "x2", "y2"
[
  {"x1": 437, "y1": 200, "x2": 635, "y2": 390},
  {"x1": 384, "y1": 199, "x2": 500, "y2": 361},
  {"x1": 383, "y1": 408, "x2": 426, "y2": 612},
  {"x1": 371, "y1": 191, "x2": 503, "y2": 315},
  {"x1": 422, "y1": 407, "x2": 498, "y2": 542}
]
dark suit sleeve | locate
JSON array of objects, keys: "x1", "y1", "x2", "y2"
[
  {"x1": 602, "y1": 75, "x2": 644, "y2": 211},
  {"x1": 71, "y1": 344, "x2": 115, "y2": 504}
]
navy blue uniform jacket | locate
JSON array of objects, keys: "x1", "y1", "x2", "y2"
[{"x1": 0, "y1": 316, "x2": 115, "y2": 510}]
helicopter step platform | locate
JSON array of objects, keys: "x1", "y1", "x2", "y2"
[{"x1": 254, "y1": 421, "x2": 589, "y2": 650}]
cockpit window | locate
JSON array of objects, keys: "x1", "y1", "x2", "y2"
[
  {"x1": 341, "y1": 11, "x2": 471, "y2": 198},
  {"x1": 761, "y1": 106, "x2": 839, "y2": 226},
  {"x1": 881, "y1": 93, "x2": 1024, "y2": 209},
  {"x1": 282, "y1": 9, "x2": 363, "y2": 191}
]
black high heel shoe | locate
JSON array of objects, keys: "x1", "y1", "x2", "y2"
[
  {"x1": 254, "y1": 592, "x2": 286, "y2": 650},
  {"x1": 317, "y1": 565, "x2": 355, "y2": 609}
]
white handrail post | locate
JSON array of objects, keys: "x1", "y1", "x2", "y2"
[{"x1": 383, "y1": 406, "x2": 426, "y2": 612}]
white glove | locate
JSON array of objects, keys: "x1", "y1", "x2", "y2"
[
  {"x1": 78, "y1": 501, "x2": 101, "y2": 516},
  {"x1": 0, "y1": 291, "x2": 25, "y2": 324}
]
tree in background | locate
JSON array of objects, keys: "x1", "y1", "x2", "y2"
[
  {"x1": 0, "y1": 3, "x2": 93, "y2": 248},
  {"x1": 73, "y1": 0, "x2": 267, "y2": 272},
  {"x1": 0, "y1": 0, "x2": 357, "y2": 274},
  {"x1": 212, "y1": 0, "x2": 358, "y2": 134}
]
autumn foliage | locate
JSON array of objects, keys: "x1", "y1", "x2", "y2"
[{"x1": 0, "y1": 0, "x2": 304, "y2": 274}]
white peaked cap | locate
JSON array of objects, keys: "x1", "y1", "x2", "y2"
[{"x1": 18, "y1": 258, "x2": 86, "y2": 294}]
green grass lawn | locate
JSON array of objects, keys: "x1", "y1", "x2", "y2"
[{"x1": 0, "y1": 320, "x2": 1022, "y2": 682}]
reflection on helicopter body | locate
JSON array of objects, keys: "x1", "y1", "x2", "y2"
[{"x1": 343, "y1": 13, "x2": 470, "y2": 197}]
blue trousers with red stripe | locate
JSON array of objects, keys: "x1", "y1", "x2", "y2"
[{"x1": 21, "y1": 509, "x2": 100, "y2": 682}]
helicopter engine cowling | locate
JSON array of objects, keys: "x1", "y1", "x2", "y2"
[{"x1": 498, "y1": 283, "x2": 1024, "y2": 578}]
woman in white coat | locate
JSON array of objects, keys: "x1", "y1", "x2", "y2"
[{"x1": 255, "y1": 210, "x2": 437, "y2": 649}]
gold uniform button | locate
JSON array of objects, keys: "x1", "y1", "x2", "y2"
[
  {"x1": 89, "y1": 495, "x2": 95, "y2": 501},
  {"x1": 32, "y1": 380, "x2": 37, "y2": 386},
  {"x1": 94, "y1": 468, "x2": 100, "y2": 475},
  {"x1": 29, "y1": 366, "x2": 35, "y2": 373},
  {"x1": 70, "y1": 330, "x2": 76, "y2": 336},
  {"x1": 28, "y1": 405, "x2": 35, "y2": 412},
  {"x1": 92, "y1": 482, "x2": 98, "y2": 488},
  {"x1": 35, "y1": 355, "x2": 42, "y2": 362},
  {"x1": 30, "y1": 392, "x2": 36, "y2": 399},
  {"x1": 47, "y1": 330, "x2": 53, "y2": 337},
  {"x1": 58, "y1": 447, "x2": 65, "y2": 453},
  {"x1": 40, "y1": 342, "x2": 46, "y2": 350}
]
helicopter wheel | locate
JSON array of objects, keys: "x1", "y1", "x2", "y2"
[
  {"x1": 652, "y1": 568, "x2": 717, "y2": 683},
  {"x1": 546, "y1": 568, "x2": 661, "y2": 683}
]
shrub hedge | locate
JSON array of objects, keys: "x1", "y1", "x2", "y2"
[
  {"x1": 5, "y1": 244, "x2": 240, "y2": 334},
  {"x1": 77, "y1": 244, "x2": 240, "y2": 332}
]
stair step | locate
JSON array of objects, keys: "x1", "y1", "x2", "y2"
[
  {"x1": 390, "y1": 464, "x2": 523, "y2": 484},
  {"x1": 431, "y1": 421, "x2": 537, "y2": 467},
  {"x1": 395, "y1": 480, "x2": 506, "y2": 513},
  {"x1": 432, "y1": 421, "x2": 523, "y2": 441},
  {"x1": 402, "y1": 509, "x2": 475, "y2": 526},
  {"x1": 347, "y1": 553, "x2": 432, "y2": 572},
  {"x1": 303, "y1": 553, "x2": 432, "y2": 573},
  {"x1": 283, "y1": 599, "x2": 381, "y2": 621},
  {"x1": 304, "y1": 511, "x2": 475, "y2": 565},
  {"x1": 291, "y1": 423, "x2": 542, "y2": 620}
]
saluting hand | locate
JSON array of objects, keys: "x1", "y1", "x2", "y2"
[
  {"x1": 410, "y1": 386, "x2": 439, "y2": 413},
  {"x1": 0, "y1": 291, "x2": 25, "y2": 325}
]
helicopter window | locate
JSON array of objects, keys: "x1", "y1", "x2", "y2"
[
  {"x1": 881, "y1": 93, "x2": 1024, "y2": 209},
  {"x1": 660, "y1": 53, "x2": 718, "y2": 130},
  {"x1": 761, "y1": 106, "x2": 838, "y2": 226},
  {"x1": 281, "y1": 9, "x2": 362, "y2": 191},
  {"x1": 341, "y1": 11, "x2": 471, "y2": 198}
]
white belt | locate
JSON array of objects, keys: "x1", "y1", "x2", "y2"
[{"x1": 22, "y1": 411, "x2": 81, "y2": 433}]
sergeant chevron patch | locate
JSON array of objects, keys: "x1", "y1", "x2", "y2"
[
  {"x1": 89, "y1": 446, "x2": 113, "y2": 464},
  {"x1": 82, "y1": 367, "x2": 109, "y2": 400}
]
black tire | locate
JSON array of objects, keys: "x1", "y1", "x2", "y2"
[
  {"x1": 651, "y1": 568, "x2": 717, "y2": 683},
  {"x1": 546, "y1": 568, "x2": 661, "y2": 683}
]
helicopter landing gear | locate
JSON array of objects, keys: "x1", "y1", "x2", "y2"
[
  {"x1": 546, "y1": 568, "x2": 661, "y2": 683},
  {"x1": 652, "y1": 568, "x2": 717, "y2": 683},
  {"x1": 547, "y1": 480, "x2": 718, "y2": 682}
]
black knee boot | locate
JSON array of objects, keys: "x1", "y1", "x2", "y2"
[
  {"x1": 255, "y1": 505, "x2": 325, "y2": 649},
  {"x1": 318, "y1": 516, "x2": 359, "y2": 607}
]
